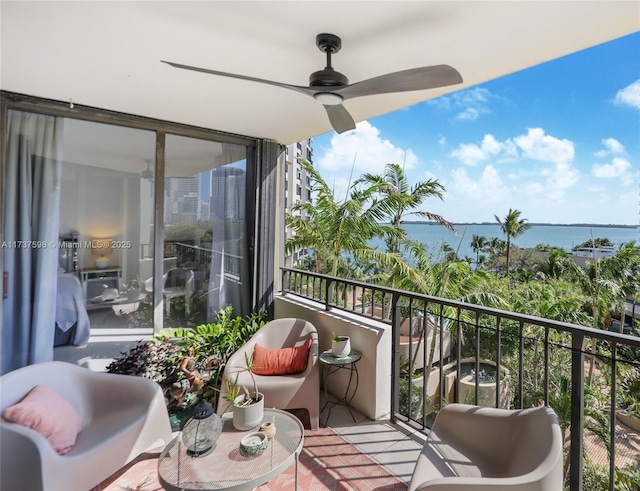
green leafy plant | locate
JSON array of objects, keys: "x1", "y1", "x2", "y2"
[
  {"x1": 332, "y1": 332, "x2": 350, "y2": 343},
  {"x1": 619, "y1": 367, "x2": 640, "y2": 418},
  {"x1": 108, "y1": 306, "x2": 265, "y2": 411},
  {"x1": 223, "y1": 352, "x2": 261, "y2": 407}
]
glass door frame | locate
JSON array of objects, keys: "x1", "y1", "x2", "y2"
[{"x1": 0, "y1": 91, "x2": 262, "y2": 333}]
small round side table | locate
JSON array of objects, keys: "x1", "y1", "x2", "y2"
[{"x1": 320, "y1": 349, "x2": 362, "y2": 425}]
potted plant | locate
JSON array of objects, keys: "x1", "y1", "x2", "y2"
[
  {"x1": 617, "y1": 367, "x2": 640, "y2": 431},
  {"x1": 106, "y1": 306, "x2": 266, "y2": 429},
  {"x1": 223, "y1": 353, "x2": 264, "y2": 431},
  {"x1": 332, "y1": 332, "x2": 351, "y2": 357}
]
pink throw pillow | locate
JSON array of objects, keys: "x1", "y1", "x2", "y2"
[{"x1": 3, "y1": 384, "x2": 82, "y2": 455}]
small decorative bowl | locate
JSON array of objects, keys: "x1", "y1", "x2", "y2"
[{"x1": 239, "y1": 431, "x2": 268, "y2": 458}]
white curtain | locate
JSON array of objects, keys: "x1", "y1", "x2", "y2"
[
  {"x1": 207, "y1": 156, "x2": 250, "y2": 319},
  {"x1": 2, "y1": 110, "x2": 63, "y2": 373}
]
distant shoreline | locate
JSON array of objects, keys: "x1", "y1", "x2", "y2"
[{"x1": 402, "y1": 221, "x2": 638, "y2": 229}]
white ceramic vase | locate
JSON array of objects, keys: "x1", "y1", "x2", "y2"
[
  {"x1": 232, "y1": 392, "x2": 264, "y2": 431},
  {"x1": 332, "y1": 336, "x2": 351, "y2": 357}
]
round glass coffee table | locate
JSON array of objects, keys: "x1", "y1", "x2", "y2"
[{"x1": 158, "y1": 408, "x2": 304, "y2": 491}]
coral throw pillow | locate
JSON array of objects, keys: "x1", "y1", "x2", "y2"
[
  {"x1": 3, "y1": 384, "x2": 82, "y2": 455},
  {"x1": 252, "y1": 338, "x2": 312, "y2": 376}
]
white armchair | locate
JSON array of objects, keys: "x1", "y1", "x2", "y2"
[
  {"x1": 217, "y1": 318, "x2": 320, "y2": 430},
  {"x1": 0, "y1": 361, "x2": 173, "y2": 491},
  {"x1": 408, "y1": 403, "x2": 563, "y2": 491}
]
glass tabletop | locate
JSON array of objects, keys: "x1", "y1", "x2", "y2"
[
  {"x1": 320, "y1": 349, "x2": 362, "y2": 365},
  {"x1": 158, "y1": 408, "x2": 304, "y2": 491}
]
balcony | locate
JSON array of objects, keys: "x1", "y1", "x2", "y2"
[
  {"x1": 277, "y1": 267, "x2": 640, "y2": 490},
  {"x1": 51, "y1": 267, "x2": 639, "y2": 490}
]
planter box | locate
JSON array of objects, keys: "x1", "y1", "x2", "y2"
[
  {"x1": 399, "y1": 330, "x2": 451, "y2": 370},
  {"x1": 413, "y1": 358, "x2": 511, "y2": 409},
  {"x1": 616, "y1": 409, "x2": 640, "y2": 432}
]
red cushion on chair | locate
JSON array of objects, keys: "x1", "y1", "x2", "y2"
[{"x1": 252, "y1": 339, "x2": 312, "y2": 375}]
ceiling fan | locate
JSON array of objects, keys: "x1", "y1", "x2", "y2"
[
  {"x1": 141, "y1": 159, "x2": 154, "y2": 181},
  {"x1": 162, "y1": 33, "x2": 463, "y2": 134}
]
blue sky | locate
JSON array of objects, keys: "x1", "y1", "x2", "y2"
[{"x1": 312, "y1": 32, "x2": 639, "y2": 225}]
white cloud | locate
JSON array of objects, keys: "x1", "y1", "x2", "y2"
[
  {"x1": 449, "y1": 128, "x2": 579, "y2": 203},
  {"x1": 449, "y1": 165, "x2": 509, "y2": 203},
  {"x1": 450, "y1": 142, "x2": 488, "y2": 166},
  {"x1": 429, "y1": 87, "x2": 498, "y2": 121},
  {"x1": 317, "y1": 121, "x2": 417, "y2": 175},
  {"x1": 602, "y1": 137, "x2": 625, "y2": 155},
  {"x1": 315, "y1": 121, "x2": 419, "y2": 200},
  {"x1": 514, "y1": 128, "x2": 574, "y2": 165},
  {"x1": 450, "y1": 134, "x2": 519, "y2": 166},
  {"x1": 456, "y1": 107, "x2": 480, "y2": 121},
  {"x1": 594, "y1": 137, "x2": 626, "y2": 157},
  {"x1": 592, "y1": 157, "x2": 633, "y2": 183},
  {"x1": 614, "y1": 79, "x2": 640, "y2": 110},
  {"x1": 542, "y1": 162, "x2": 580, "y2": 200}
]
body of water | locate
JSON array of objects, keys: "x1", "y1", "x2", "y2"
[{"x1": 371, "y1": 223, "x2": 640, "y2": 261}]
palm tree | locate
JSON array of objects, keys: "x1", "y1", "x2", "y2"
[
  {"x1": 533, "y1": 249, "x2": 577, "y2": 280},
  {"x1": 571, "y1": 253, "x2": 621, "y2": 385},
  {"x1": 470, "y1": 234, "x2": 487, "y2": 270},
  {"x1": 494, "y1": 208, "x2": 531, "y2": 280},
  {"x1": 390, "y1": 239, "x2": 506, "y2": 383},
  {"x1": 606, "y1": 242, "x2": 640, "y2": 332},
  {"x1": 355, "y1": 163, "x2": 455, "y2": 254},
  {"x1": 286, "y1": 159, "x2": 410, "y2": 279}
]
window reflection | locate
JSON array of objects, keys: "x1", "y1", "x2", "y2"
[{"x1": 163, "y1": 135, "x2": 249, "y2": 326}]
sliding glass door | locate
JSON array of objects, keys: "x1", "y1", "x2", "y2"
[
  {"x1": 1, "y1": 99, "x2": 258, "y2": 372},
  {"x1": 163, "y1": 134, "x2": 250, "y2": 327},
  {"x1": 58, "y1": 118, "x2": 156, "y2": 338}
]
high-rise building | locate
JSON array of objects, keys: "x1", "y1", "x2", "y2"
[
  {"x1": 198, "y1": 170, "x2": 212, "y2": 221},
  {"x1": 283, "y1": 138, "x2": 314, "y2": 268},
  {"x1": 164, "y1": 176, "x2": 199, "y2": 225}
]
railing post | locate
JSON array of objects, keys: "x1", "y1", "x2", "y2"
[
  {"x1": 325, "y1": 277, "x2": 333, "y2": 311},
  {"x1": 391, "y1": 292, "x2": 401, "y2": 423},
  {"x1": 609, "y1": 343, "x2": 617, "y2": 491},
  {"x1": 569, "y1": 333, "x2": 585, "y2": 491}
]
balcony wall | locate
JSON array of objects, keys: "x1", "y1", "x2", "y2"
[{"x1": 274, "y1": 295, "x2": 392, "y2": 420}]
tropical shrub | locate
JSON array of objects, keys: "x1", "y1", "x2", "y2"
[
  {"x1": 107, "y1": 306, "x2": 266, "y2": 413},
  {"x1": 105, "y1": 338, "x2": 182, "y2": 383},
  {"x1": 619, "y1": 367, "x2": 640, "y2": 418}
]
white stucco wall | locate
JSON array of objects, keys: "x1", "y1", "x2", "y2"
[{"x1": 274, "y1": 294, "x2": 392, "y2": 421}]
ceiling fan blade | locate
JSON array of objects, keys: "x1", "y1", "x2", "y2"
[
  {"x1": 324, "y1": 104, "x2": 356, "y2": 134},
  {"x1": 161, "y1": 60, "x2": 317, "y2": 97},
  {"x1": 336, "y1": 65, "x2": 463, "y2": 100}
]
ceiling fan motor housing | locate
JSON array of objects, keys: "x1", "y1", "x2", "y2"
[{"x1": 309, "y1": 68, "x2": 348, "y2": 87}]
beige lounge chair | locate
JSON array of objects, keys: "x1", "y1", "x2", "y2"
[
  {"x1": 0, "y1": 361, "x2": 173, "y2": 491},
  {"x1": 409, "y1": 403, "x2": 563, "y2": 491},
  {"x1": 217, "y1": 317, "x2": 320, "y2": 430}
]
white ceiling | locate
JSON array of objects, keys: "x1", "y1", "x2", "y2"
[{"x1": 2, "y1": 1, "x2": 638, "y2": 145}]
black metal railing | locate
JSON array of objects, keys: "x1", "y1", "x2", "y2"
[
  {"x1": 281, "y1": 267, "x2": 640, "y2": 491},
  {"x1": 164, "y1": 242, "x2": 242, "y2": 277}
]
